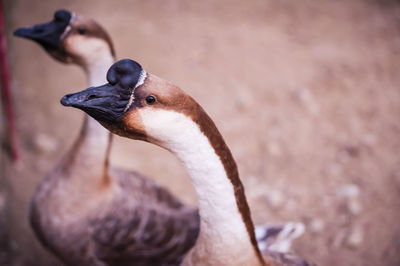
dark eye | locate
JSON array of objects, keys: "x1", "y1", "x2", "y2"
[
  {"x1": 77, "y1": 27, "x2": 86, "y2": 35},
  {"x1": 145, "y1": 95, "x2": 156, "y2": 105}
]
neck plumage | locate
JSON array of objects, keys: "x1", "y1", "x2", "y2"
[
  {"x1": 63, "y1": 53, "x2": 115, "y2": 184},
  {"x1": 139, "y1": 108, "x2": 266, "y2": 266},
  {"x1": 83, "y1": 53, "x2": 115, "y2": 146}
]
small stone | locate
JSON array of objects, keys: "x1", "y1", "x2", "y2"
[
  {"x1": 266, "y1": 188, "x2": 284, "y2": 208},
  {"x1": 247, "y1": 180, "x2": 269, "y2": 198},
  {"x1": 332, "y1": 228, "x2": 348, "y2": 248},
  {"x1": 336, "y1": 184, "x2": 360, "y2": 199},
  {"x1": 309, "y1": 218, "x2": 325, "y2": 233},
  {"x1": 235, "y1": 89, "x2": 253, "y2": 110},
  {"x1": 34, "y1": 133, "x2": 58, "y2": 153},
  {"x1": 298, "y1": 88, "x2": 319, "y2": 114},
  {"x1": 346, "y1": 226, "x2": 364, "y2": 248},
  {"x1": 348, "y1": 199, "x2": 362, "y2": 215}
]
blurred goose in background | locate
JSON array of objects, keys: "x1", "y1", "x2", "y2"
[
  {"x1": 61, "y1": 59, "x2": 314, "y2": 266},
  {"x1": 14, "y1": 10, "x2": 199, "y2": 266},
  {"x1": 14, "y1": 10, "x2": 304, "y2": 265}
]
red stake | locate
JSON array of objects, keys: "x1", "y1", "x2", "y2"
[{"x1": 0, "y1": 0, "x2": 19, "y2": 162}]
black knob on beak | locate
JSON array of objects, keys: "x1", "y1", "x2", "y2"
[
  {"x1": 54, "y1": 9, "x2": 72, "y2": 23},
  {"x1": 106, "y1": 59, "x2": 143, "y2": 89}
]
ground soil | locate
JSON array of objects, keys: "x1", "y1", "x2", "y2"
[{"x1": 2, "y1": 0, "x2": 400, "y2": 265}]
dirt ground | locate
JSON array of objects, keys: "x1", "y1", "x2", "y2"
[{"x1": 2, "y1": 0, "x2": 400, "y2": 265}]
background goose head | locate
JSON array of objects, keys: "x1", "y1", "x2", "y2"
[
  {"x1": 14, "y1": 9, "x2": 115, "y2": 67},
  {"x1": 61, "y1": 59, "x2": 203, "y2": 144}
]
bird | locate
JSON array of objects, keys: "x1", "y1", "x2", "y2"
[
  {"x1": 14, "y1": 10, "x2": 199, "y2": 266},
  {"x1": 61, "y1": 58, "x2": 314, "y2": 266},
  {"x1": 14, "y1": 10, "x2": 304, "y2": 266}
]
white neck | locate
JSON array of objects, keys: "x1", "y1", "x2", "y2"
[
  {"x1": 86, "y1": 52, "x2": 114, "y2": 86},
  {"x1": 139, "y1": 109, "x2": 261, "y2": 266},
  {"x1": 80, "y1": 53, "x2": 114, "y2": 149},
  {"x1": 62, "y1": 52, "x2": 115, "y2": 182}
]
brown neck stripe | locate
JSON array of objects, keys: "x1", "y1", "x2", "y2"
[{"x1": 191, "y1": 105, "x2": 266, "y2": 266}]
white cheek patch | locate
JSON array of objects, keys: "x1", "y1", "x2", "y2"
[{"x1": 124, "y1": 70, "x2": 147, "y2": 112}]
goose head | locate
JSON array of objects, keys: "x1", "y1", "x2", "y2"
[
  {"x1": 60, "y1": 59, "x2": 202, "y2": 143},
  {"x1": 14, "y1": 9, "x2": 115, "y2": 67}
]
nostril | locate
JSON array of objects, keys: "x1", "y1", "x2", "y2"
[{"x1": 87, "y1": 95, "x2": 97, "y2": 100}]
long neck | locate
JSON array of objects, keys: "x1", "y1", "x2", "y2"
[
  {"x1": 140, "y1": 108, "x2": 266, "y2": 266},
  {"x1": 83, "y1": 52, "x2": 115, "y2": 146},
  {"x1": 63, "y1": 53, "x2": 115, "y2": 184}
]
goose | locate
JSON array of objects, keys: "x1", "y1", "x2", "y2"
[
  {"x1": 14, "y1": 10, "x2": 303, "y2": 265},
  {"x1": 14, "y1": 10, "x2": 199, "y2": 266},
  {"x1": 61, "y1": 59, "x2": 314, "y2": 266}
]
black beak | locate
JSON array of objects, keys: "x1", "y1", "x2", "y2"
[
  {"x1": 61, "y1": 59, "x2": 145, "y2": 123},
  {"x1": 61, "y1": 84, "x2": 132, "y2": 123},
  {"x1": 14, "y1": 9, "x2": 72, "y2": 51}
]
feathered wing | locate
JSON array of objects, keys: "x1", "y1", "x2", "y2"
[{"x1": 89, "y1": 168, "x2": 200, "y2": 266}]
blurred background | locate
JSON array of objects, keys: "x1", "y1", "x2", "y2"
[{"x1": 1, "y1": 0, "x2": 400, "y2": 265}]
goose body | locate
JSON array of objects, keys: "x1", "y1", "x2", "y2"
[
  {"x1": 14, "y1": 11, "x2": 199, "y2": 265},
  {"x1": 61, "y1": 59, "x2": 314, "y2": 266}
]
